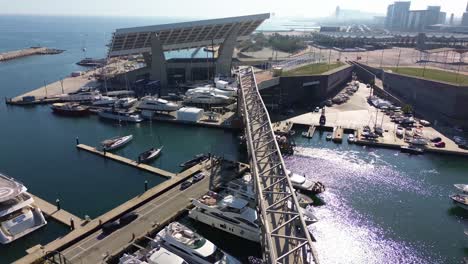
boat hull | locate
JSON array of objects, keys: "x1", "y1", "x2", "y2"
[
  {"x1": 189, "y1": 209, "x2": 260, "y2": 242},
  {"x1": 52, "y1": 108, "x2": 90, "y2": 117}
]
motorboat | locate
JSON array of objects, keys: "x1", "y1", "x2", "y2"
[
  {"x1": 98, "y1": 109, "x2": 143, "y2": 123},
  {"x1": 138, "y1": 96, "x2": 180, "y2": 112},
  {"x1": 92, "y1": 96, "x2": 118, "y2": 106},
  {"x1": 179, "y1": 154, "x2": 208, "y2": 168},
  {"x1": 420, "y1": 120, "x2": 431, "y2": 126},
  {"x1": 300, "y1": 206, "x2": 319, "y2": 225},
  {"x1": 76, "y1": 57, "x2": 106, "y2": 67},
  {"x1": 454, "y1": 184, "x2": 468, "y2": 194},
  {"x1": 116, "y1": 97, "x2": 138, "y2": 108},
  {"x1": 50, "y1": 102, "x2": 90, "y2": 116},
  {"x1": 119, "y1": 246, "x2": 188, "y2": 264},
  {"x1": 450, "y1": 194, "x2": 468, "y2": 210},
  {"x1": 189, "y1": 191, "x2": 260, "y2": 242},
  {"x1": 138, "y1": 147, "x2": 163, "y2": 163},
  {"x1": 326, "y1": 134, "x2": 332, "y2": 141},
  {"x1": 286, "y1": 170, "x2": 325, "y2": 194},
  {"x1": 400, "y1": 145, "x2": 424, "y2": 155},
  {"x1": 154, "y1": 222, "x2": 241, "y2": 264},
  {"x1": 101, "y1": 135, "x2": 133, "y2": 151},
  {"x1": 348, "y1": 134, "x2": 355, "y2": 143},
  {"x1": 0, "y1": 173, "x2": 47, "y2": 244}
]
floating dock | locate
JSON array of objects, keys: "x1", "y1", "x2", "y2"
[
  {"x1": 32, "y1": 194, "x2": 83, "y2": 228},
  {"x1": 76, "y1": 144, "x2": 175, "y2": 178},
  {"x1": 302, "y1": 125, "x2": 315, "y2": 138},
  {"x1": 0, "y1": 47, "x2": 64, "y2": 62}
]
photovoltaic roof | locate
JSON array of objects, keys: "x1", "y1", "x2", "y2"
[{"x1": 108, "y1": 13, "x2": 270, "y2": 57}]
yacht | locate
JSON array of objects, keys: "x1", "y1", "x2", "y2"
[
  {"x1": 189, "y1": 192, "x2": 260, "y2": 242},
  {"x1": 61, "y1": 91, "x2": 101, "y2": 102},
  {"x1": 98, "y1": 109, "x2": 143, "y2": 123},
  {"x1": 92, "y1": 96, "x2": 118, "y2": 106},
  {"x1": 119, "y1": 246, "x2": 188, "y2": 264},
  {"x1": 138, "y1": 96, "x2": 180, "y2": 112},
  {"x1": 220, "y1": 174, "x2": 256, "y2": 205},
  {"x1": 183, "y1": 91, "x2": 231, "y2": 105},
  {"x1": 116, "y1": 97, "x2": 138, "y2": 108},
  {"x1": 454, "y1": 184, "x2": 468, "y2": 194},
  {"x1": 101, "y1": 135, "x2": 133, "y2": 151},
  {"x1": 155, "y1": 222, "x2": 241, "y2": 264},
  {"x1": 186, "y1": 86, "x2": 236, "y2": 98},
  {"x1": 0, "y1": 173, "x2": 47, "y2": 244}
]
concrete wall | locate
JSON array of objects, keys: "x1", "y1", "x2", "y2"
[
  {"x1": 259, "y1": 64, "x2": 354, "y2": 109},
  {"x1": 383, "y1": 72, "x2": 468, "y2": 126}
]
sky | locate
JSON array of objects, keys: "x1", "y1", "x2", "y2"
[{"x1": 1, "y1": 0, "x2": 467, "y2": 18}]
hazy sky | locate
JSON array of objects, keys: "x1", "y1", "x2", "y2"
[{"x1": 1, "y1": 0, "x2": 467, "y2": 18}]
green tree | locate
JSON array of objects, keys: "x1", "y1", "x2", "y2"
[{"x1": 402, "y1": 104, "x2": 413, "y2": 114}]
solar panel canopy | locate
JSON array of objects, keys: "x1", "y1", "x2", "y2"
[{"x1": 108, "y1": 13, "x2": 270, "y2": 57}]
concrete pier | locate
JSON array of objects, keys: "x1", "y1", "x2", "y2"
[
  {"x1": 32, "y1": 194, "x2": 83, "y2": 227},
  {"x1": 76, "y1": 144, "x2": 174, "y2": 178},
  {"x1": 0, "y1": 47, "x2": 63, "y2": 62}
]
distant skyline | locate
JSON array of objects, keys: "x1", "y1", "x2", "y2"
[{"x1": 1, "y1": 0, "x2": 467, "y2": 19}]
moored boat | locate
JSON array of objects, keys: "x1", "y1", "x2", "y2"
[
  {"x1": 454, "y1": 184, "x2": 468, "y2": 194},
  {"x1": 101, "y1": 135, "x2": 133, "y2": 151},
  {"x1": 400, "y1": 145, "x2": 424, "y2": 155},
  {"x1": 0, "y1": 173, "x2": 47, "y2": 244},
  {"x1": 98, "y1": 109, "x2": 143, "y2": 123},
  {"x1": 138, "y1": 147, "x2": 163, "y2": 163},
  {"x1": 179, "y1": 154, "x2": 208, "y2": 168},
  {"x1": 51, "y1": 102, "x2": 90, "y2": 116},
  {"x1": 450, "y1": 194, "x2": 468, "y2": 210}
]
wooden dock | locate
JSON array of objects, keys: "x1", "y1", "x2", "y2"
[
  {"x1": 332, "y1": 126, "x2": 344, "y2": 143},
  {"x1": 302, "y1": 125, "x2": 315, "y2": 138},
  {"x1": 32, "y1": 194, "x2": 83, "y2": 227},
  {"x1": 76, "y1": 144, "x2": 175, "y2": 178}
]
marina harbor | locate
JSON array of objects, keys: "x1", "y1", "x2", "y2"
[{"x1": 1, "y1": 4, "x2": 468, "y2": 264}]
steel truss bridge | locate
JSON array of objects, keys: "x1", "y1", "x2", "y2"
[{"x1": 238, "y1": 67, "x2": 319, "y2": 264}]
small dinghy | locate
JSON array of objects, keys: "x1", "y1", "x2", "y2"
[
  {"x1": 138, "y1": 146, "x2": 163, "y2": 163},
  {"x1": 101, "y1": 135, "x2": 133, "y2": 151}
]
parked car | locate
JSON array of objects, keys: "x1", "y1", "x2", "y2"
[
  {"x1": 102, "y1": 220, "x2": 120, "y2": 234},
  {"x1": 396, "y1": 127, "x2": 404, "y2": 138},
  {"x1": 192, "y1": 172, "x2": 205, "y2": 182},
  {"x1": 119, "y1": 212, "x2": 138, "y2": 226},
  {"x1": 435, "y1": 141, "x2": 446, "y2": 148},
  {"x1": 180, "y1": 180, "x2": 192, "y2": 190},
  {"x1": 314, "y1": 107, "x2": 320, "y2": 112},
  {"x1": 459, "y1": 143, "x2": 468, "y2": 150},
  {"x1": 430, "y1": 137, "x2": 442, "y2": 143}
]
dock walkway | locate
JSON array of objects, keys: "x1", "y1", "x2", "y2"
[
  {"x1": 32, "y1": 195, "x2": 83, "y2": 227},
  {"x1": 76, "y1": 144, "x2": 175, "y2": 178}
]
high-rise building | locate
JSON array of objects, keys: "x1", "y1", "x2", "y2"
[
  {"x1": 462, "y1": 1, "x2": 468, "y2": 26},
  {"x1": 438, "y1": 12, "x2": 447, "y2": 24},
  {"x1": 385, "y1": 1, "x2": 411, "y2": 31},
  {"x1": 426, "y1": 6, "x2": 441, "y2": 26},
  {"x1": 335, "y1": 6, "x2": 340, "y2": 18},
  {"x1": 450, "y1": 13, "x2": 454, "y2": 25},
  {"x1": 407, "y1": 10, "x2": 426, "y2": 31}
]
